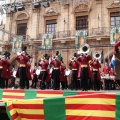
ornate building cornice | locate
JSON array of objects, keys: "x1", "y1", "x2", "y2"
[
  {"x1": 107, "y1": 1, "x2": 120, "y2": 9},
  {"x1": 15, "y1": 11, "x2": 30, "y2": 21},
  {"x1": 73, "y1": 3, "x2": 90, "y2": 13},
  {"x1": 43, "y1": 7, "x2": 60, "y2": 17}
]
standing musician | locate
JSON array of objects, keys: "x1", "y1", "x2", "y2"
[
  {"x1": 59, "y1": 57, "x2": 66, "y2": 90},
  {"x1": 26, "y1": 56, "x2": 32, "y2": 89},
  {"x1": 0, "y1": 58, "x2": 3, "y2": 88},
  {"x1": 114, "y1": 39, "x2": 120, "y2": 54},
  {"x1": 90, "y1": 59, "x2": 101, "y2": 91},
  {"x1": 1, "y1": 52, "x2": 11, "y2": 88},
  {"x1": 15, "y1": 47, "x2": 30, "y2": 89},
  {"x1": 50, "y1": 52, "x2": 61, "y2": 90},
  {"x1": 39, "y1": 54, "x2": 49, "y2": 90},
  {"x1": 77, "y1": 49, "x2": 92, "y2": 91},
  {"x1": 69, "y1": 53, "x2": 79, "y2": 90},
  {"x1": 31, "y1": 66, "x2": 38, "y2": 89},
  {"x1": 6, "y1": 53, "x2": 11, "y2": 89},
  {"x1": 102, "y1": 62, "x2": 111, "y2": 90}
]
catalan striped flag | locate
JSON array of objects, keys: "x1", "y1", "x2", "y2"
[
  {"x1": 2, "y1": 89, "x2": 25, "y2": 101},
  {"x1": 6, "y1": 99, "x2": 44, "y2": 120},
  {"x1": 5, "y1": 93, "x2": 120, "y2": 120},
  {"x1": 65, "y1": 93, "x2": 116, "y2": 120},
  {"x1": 36, "y1": 90, "x2": 63, "y2": 98}
]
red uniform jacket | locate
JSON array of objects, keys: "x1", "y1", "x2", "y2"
[
  {"x1": 59, "y1": 64, "x2": 66, "y2": 82},
  {"x1": 69, "y1": 61, "x2": 79, "y2": 70},
  {"x1": 77, "y1": 55, "x2": 92, "y2": 78},
  {"x1": 39, "y1": 60, "x2": 49, "y2": 71},
  {"x1": 114, "y1": 40, "x2": 120, "y2": 53},
  {"x1": 31, "y1": 69, "x2": 36, "y2": 80},
  {"x1": 15, "y1": 55, "x2": 30, "y2": 65},
  {"x1": 102, "y1": 66, "x2": 111, "y2": 75},
  {"x1": 1, "y1": 59, "x2": 11, "y2": 79},
  {"x1": 50, "y1": 59, "x2": 61, "y2": 69},
  {"x1": 109, "y1": 69, "x2": 116, "y2": 76},
  {"x1": 0, "y1": 60, "x2": 2, "y2": 76},
  {"x1": 45, "y1": 69, "x2": 52, "y2": 83},
  {"x1": 6, "y1": 61, "x2": 11, "y2": 79},
  {"x1": 26, "y1": 63, "x2": 32, "y2": 80},
  {"x1": 15, "y1": 55, "x2": 30, "y2": 77},
  {"x1": 90, "y1": 61, "x2": 101, "y2": 80}
]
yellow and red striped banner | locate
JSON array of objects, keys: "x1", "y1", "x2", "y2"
[{"x1": 5, "y1": 93, "x2": 120, "y2": 120}]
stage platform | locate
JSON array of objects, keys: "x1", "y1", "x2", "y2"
[{"x1": 0, "y1": 89, "x2": 120, "y2": 120}]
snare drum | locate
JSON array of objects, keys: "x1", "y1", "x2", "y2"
[
  {"x1": 104, "y1": 74, "x2": 110, "y2": 80},
  {"x1": 109, "y1": 76, "x2": 115, "y2": 80}
]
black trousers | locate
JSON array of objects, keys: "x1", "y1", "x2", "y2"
[
  {"x1": 52, "y1": 69, "x2": 60, "y2": 90},
  {"x1": 104, "y1": 79, "x2": 110, "y2": 90},
  {"x1": 0, "y1": 69, "x2": 2, "y2": 88},
  {"x1": 71, "y1": 70, "x2": 78, "y2": 90},
  {"x1": 92, "y1": 71, "x2": 100, "y2": 90},
  {"x1": 31, "y1": 74, "x2": 38, "y2": 88},
  {"x1": 9, "y1": 76, "x2": 15, "y2": 88},
  {"x1": 19, "y1": 67, "x2": 26, "y2": 89},
  {"x1": 81, "y1": 67, "x2": 89, "y2": 91},
  {"x1": 39, "y1": 71, "x2": 47, "y2": 89},
  {"x1": 25, "y1": 78, "x2": 29, "y2": 89}
]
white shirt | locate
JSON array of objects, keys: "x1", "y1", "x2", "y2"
[
  {"x1": 36, "y1": 69, "x2": 41, "y2": 75},
  {"x1": 13, "y1": 70, "x2": 17, "y2": 78}
]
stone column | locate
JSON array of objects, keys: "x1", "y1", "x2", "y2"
[{"x1": 30, "y1": 10, "x2": 39, "y2": 39}]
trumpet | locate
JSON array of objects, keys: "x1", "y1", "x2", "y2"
[
  {"x1": 70, "y1": 56, "x2": 76, "y2": 62},
  {"x1": 52, "y1": 55, "x2": 57, "y2": 61},
  {"x1": 93, "y1": 51, "x2": 101, "y2": 60},
  {"x1": 17, "y1": 51, "x2": 22, "y2": 56}
]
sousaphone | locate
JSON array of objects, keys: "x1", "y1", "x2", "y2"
[{"x1": 80, "y1": 43, "x2": 90, "y2": 54}]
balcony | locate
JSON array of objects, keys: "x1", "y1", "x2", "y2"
[
  {"x1": 10, "y1": 35, "x2": 30, "y2": 42},
  {"x1": 37, "y1": 27, "x2": 110, "y2": 41},
  {"x1": 38, "y1": 30, "x2": 76, "y2": 40},
  {"x1": 89, "y1": 27, "x2": 110, "y2": 37}
]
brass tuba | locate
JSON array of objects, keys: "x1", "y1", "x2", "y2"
[
  {"x1": 93, "y1": 51, "x2": 101, "y2": 60},
  {"x1": 80, "y1": 43, "x2": 90, "y2": 54}
]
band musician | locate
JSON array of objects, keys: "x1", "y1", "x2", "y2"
[
  {"x1": 69, "y1": 53, "x2": 79, "y2": 90},
  {"x1": 90, "y1": 59, "x2": 101, "y2": 91},
  {"x1": 77, "y1": 53, "x2": 92, "y2": 91},
  {"x1": 15, "y1": 47, "x2": 30, "y2": 89},
  {"x1": 50, "y1": 53, "x2": 61, "y2": 90},
  {"x1": 39, "y1": 54, "x2": 49, "y2": 90},
  {"x1": 102, "y1": 62, "x2": 111, "y2": 90}
]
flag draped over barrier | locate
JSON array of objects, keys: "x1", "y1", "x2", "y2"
[
  {"x1": 75, "y1": 30, "x2": 87, "y2": 47},
  {"x1": 0, "y1": 90, "x2": 120, "y2": 120},
  {"x1": 110, "y1": 27, "x2": 120, "y2": 44},
  {"x1": 12, "y1": 36, "x2": 23, "y2": 52},
  {"x1": 42, "y1": 34, "x2": 53, "y2": 49},
  {"x1": 1, "y1": 91, "x2": 120, "y2": 120}
]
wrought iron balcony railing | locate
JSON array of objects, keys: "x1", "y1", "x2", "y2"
[
  {"x1": 10, "y1": 35, "x2": 30, "y2": 42},
  {"x1": 38, "y1": 27, "x2": 110, "y2": 40},
  {"x1": 8, "y1": 27, "x2": 111, "y2": 43},
  {"x1": 89, "y1": 27, "x2": 110, "y2": 37}
]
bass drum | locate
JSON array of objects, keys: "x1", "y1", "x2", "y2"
[{"x1": 65, "y1": 69, "x2": 71, "y2": 76}]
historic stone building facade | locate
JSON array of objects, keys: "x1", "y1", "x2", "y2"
[{"x1": 1, "y1": 0, "x2": 120, "y2": 77}]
